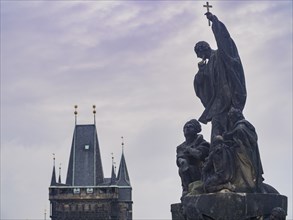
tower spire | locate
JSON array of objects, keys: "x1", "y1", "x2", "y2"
[
  {"x1": 72, "y1": 105, "x2": 78, "y2": 186},
  {"x1": 93, "y1": 105, "x2": 97, "y2": 185},
  {"x1": 112, "y1": 153, "x2": 117, "y2": 173},
  {"x1": 111, "y1": 152, "x2": 114, "y2": 166},
  {"x1": 121, "y1": 136, "x2": 124, "y2": 153},
  {"x1": 50, "y1": 153, "x2": 57, "y2": 186},
  {"x1": 117, "y1": 138, "x2": 131, "y2": 186},
  {"x1": 74, "y1": 105, "x2": 78, "y2": 125},
  {"x1": 93, "y1": 105, "x2": 96, "y2": 125},
  {"x1": 58, "y1": 163, "x2": 62, "y2": 184},
  {"x1": 65, "y1": 116, "x2": 104, "y2": 186},
  {"x1": 110, "y1": 153, "x2": 117, "y2": 185}
]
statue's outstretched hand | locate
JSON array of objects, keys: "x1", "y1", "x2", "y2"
[{"x1": 205, "y1": 12, "x2": 214, "y2": 22}]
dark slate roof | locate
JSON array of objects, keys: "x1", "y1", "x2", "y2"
[
  {"x1": 58, "y1": 173, "x2": 61, "y2": 184},
  {"x1": 110, "y1": 165, "x2": 117, "y2": 185},
  {"x1": 50, "y1": 165, "x2": 57, "y2": 186},
  {"x1": 116, "y1": 151, "x2": 131, "y2": 186},
  {"x1": 65, "y1": 124, "x2": 104, "y2": 186}
]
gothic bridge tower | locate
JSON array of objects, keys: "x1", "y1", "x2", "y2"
[{"x1": 49, "y1": 106, "x2": 132, "y2": 220}]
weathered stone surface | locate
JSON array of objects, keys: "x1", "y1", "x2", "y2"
[
  {"x1": 181, "y1": 192, "x2": 287, "y2": 220},
  {"x1": 171, "y1": 203, "x2": 185, "y2": 220}
]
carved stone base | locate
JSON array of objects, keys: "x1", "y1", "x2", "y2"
[{"x1": 171, "y1": 193, "x2": 287, "y2": 220}]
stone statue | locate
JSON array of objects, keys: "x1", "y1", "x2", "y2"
[
  {"x1": 223, "y1": 107, "x2": 264, "y2": 193},
  {"x1": 202, "y1": 108, "x2": 264, "y2": 193},
  {"x1": 171, "y1": 9, "x2": 287, "y2": 220},
  {"x1": 193, "y1": 12, "x2": 247, "y2": 142},
  {"x1": 176, "y1": 119, "x2": 210, "y2": 196},
  {"x1": 202, "y1": 135, "x2": 235, "y2": 193}
]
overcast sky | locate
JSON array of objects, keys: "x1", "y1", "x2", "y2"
[{"x1": 1, "y1": 1, "x2": 292, "y2": 219}]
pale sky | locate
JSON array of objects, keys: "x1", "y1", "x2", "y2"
[{"x1": 1, "y1": 1, "x2": 292, "y2": 219}]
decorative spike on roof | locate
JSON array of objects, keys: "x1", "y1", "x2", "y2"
[
  {"x1": 117, "y1": 139, "x2": 131, "y2": 186},
  {"x1": 93, "y1": 105, "x2": 96, "y2": 125},
  {"x1": 58, "y1": 164, "x2": 62, "y2": 184},
  {"x1": 74, "y1": 105, "x2": 78, "y2": 125},
  {"x1": 50, "y1": 154, "x2": 57, "y2": 186},
  {"x1": 110, "y1": 153, "x2": 117, "y2": 185},
  {"x1": 110, "y1": 164, "x2": 117, "y2": 185}
]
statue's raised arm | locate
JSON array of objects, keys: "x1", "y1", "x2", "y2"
[
  {"x1": 194, "y1": 12, "x2": 247, "y2": 141},
  {"x1": 205, "y1": 12, "x2": 241, "y2": 61}
]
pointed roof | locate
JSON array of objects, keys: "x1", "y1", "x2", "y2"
[
  {"x1": 117, "y1": 150, "x2": 131, "y2": 186},
  {"x1": 58, "y1": 175, "x2": 61, "y2": 184},
  {"x1": 58, "y1": 166, "x2": 62, "y2": 184},
  {"x1": 65, "y1": 124, "x2": 104, "y2": 186},
  {"x1": 50, "y1": 165, "x2": 57, "y2": 186},
  {"x1": 110, "y1": 164, "x2": 117, "y2": 185}
]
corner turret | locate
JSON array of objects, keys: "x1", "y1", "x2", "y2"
[
  {"x1": 117, "y1": 149, "x2": 131, "y2": 187},
  {"x1": 116, "y1": 138, "x2": 132, "y2": 204}
]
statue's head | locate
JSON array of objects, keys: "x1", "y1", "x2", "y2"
[
  {"x1": 183, "y1": 119, "x2": 201, "y2": 138},
  {"x1": 194, "y1": 41, "x2": 211, "y2": 60}
]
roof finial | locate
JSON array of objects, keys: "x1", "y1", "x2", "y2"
[
  {"x1": 121, "y1": 136, "x2": 124, "y2": 153},
  {"x1": 74, "y1": 105, "x2": 78, "y2": 125},
  {"x1": 111, "y1": 153, "x2": 117, "y2": 174},
  {"x1": 52, "y1": 153, "x2": 55, "y2": 167},
  {"x1": 50, "y1": 153, "x2": 57, "y2": 186},
  {"x1": 111, "y1": 152, "x2": 114, "y2": 165},
  {"x1": 93, "y1": 105, "x2": 96, "y2": 125}
]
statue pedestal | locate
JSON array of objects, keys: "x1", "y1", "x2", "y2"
[{"x1": 171, "y1": 193, "x2": 287, "y2": 220}]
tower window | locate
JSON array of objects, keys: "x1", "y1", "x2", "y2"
[
  {"x1": 86, "y1": 188, "x2": 93, "y2": 194},
  {"x1": 73, "y1": 188, "x2": 80, "y2": 194},
  {"x1": 84, "y1": 145, "x2": 90, "y2": 150}
]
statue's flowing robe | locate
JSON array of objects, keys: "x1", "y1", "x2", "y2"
[
  {"x1": 194, "y1": 16, "x2": 247, "y2": 124},
  {"x1": 203, "y1": 119, "x2": 264, "y2": 193},
  {"x1": 202, "y1": 143, "x2": 235, "y2": 190},
  {"x1": 229, "y1": 119, "x2": 264, "y2": 192}
]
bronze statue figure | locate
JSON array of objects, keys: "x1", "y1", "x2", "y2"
[{"x1": 223, "y1": 107, "x2": 264, "y2": 192}]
